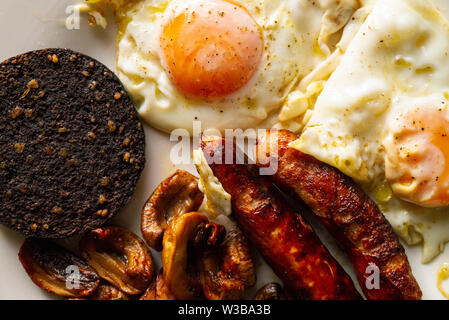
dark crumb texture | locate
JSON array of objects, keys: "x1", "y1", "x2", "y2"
[{"x1": 0, "y1": 48, "x2": 146, "y2": 238}]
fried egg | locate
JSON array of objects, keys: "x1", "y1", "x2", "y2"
[
  {"x1": 106, "y1": 0, "x2": 361, "y2": 133},
  {"x1": 293, "y1": 0, "x2": 449, "y2": 262},
  {"x1": 193, "y1": 149, "x2": 231, "y2": 218}
]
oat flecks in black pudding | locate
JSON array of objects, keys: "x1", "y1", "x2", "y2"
[{"x1": 0, "y1": 48, "x2": 145, "y2": 238}]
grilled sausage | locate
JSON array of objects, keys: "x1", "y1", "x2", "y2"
[
  {"x1": 256, "y1": 129, "x2": 422, "y2": 300},
  {"x1": 201, "y1": 135, "x2": 361, "y2": 300}
]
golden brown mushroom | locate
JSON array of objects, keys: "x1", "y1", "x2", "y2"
[
  {"x1": 140, "y1": 270, "x2": 175, "y2": 300},
  {"x1": 87, "y1": 282, "x2": 130, "y2": 300},
  {"x1": 19, "y1": 238, "x2": 100, "y2": 298},
  {"x1": 140, "y1": 277, "x2": 157, "y2": 300},
  {"x1": 161, "y1": 212, "x2": 224, "y2": 300},
  {"x1": 196, "y1": 229, "x2": 256, "y2": 300},
  {"x1": 162, "y1": 210, "x2": 255, "y2": 300},
  {"x1": 79, "y1": 226, "x2": 153, "y2": 295},
  {"x1": 141, "y1": 170, "x2": 204, "y2": 251},
  {"x1": 221, "y1": 229, "x2": 256, "y2": 287},
  {"x1": 161, "y1": 212, "x2": 208, "y2": 300}
]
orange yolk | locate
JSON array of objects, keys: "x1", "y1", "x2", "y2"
[
  {"x1": 384, "y1": 107, "x2": 449, "y2": 207},
  {"x1": 160, "y1": 0, "x2": 263, "y2": 99}
]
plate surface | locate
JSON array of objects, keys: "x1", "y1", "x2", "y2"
[{"x1": 1, "y1": 0, "x2": 449, "y2": 300}]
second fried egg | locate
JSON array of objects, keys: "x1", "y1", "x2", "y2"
[
  {"x1": 294, "y1": 0, "x2": 449, "y2": 262},
  {"x1": 113, "y1": 0, "x2": 360, "y2": 133}
]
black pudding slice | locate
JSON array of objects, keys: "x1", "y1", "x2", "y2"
[{"x1": 0, "y1": 48, "x2": 145, "y2": 238}]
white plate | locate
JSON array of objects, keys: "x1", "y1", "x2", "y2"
[{"x1": 1, "y1": 0, "x2": 449, "y2": 300}]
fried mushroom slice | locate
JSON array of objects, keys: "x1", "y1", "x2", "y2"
[
  {"x1": 141, "y1": 270, "x2": 175, "y2": 300},
  {"x1": 221, "y1": 229, "x2": 256, "y2": 287},
  {"x1": 161, "y1": 212, "x2": 223, "y2": 300},
  {"x1": 253, "y1": 283, "x2": 283, "y2": 300},
  {"x1": 88, "y1": 282, "x2": 129, "y2": 300},
  {"x1": 19, "y1": 238, "x2": 100, "y2": 298},
  {"x1": 69, "y1": 282, "x2": 130, "y2": 301},
  {"x1": 140, "y1": 278, "x2": 157, "y2": 300},
  {"x1": 79, "y1": 226, "x2": 153, "y2": 295},
  {"x1": 195, "y1": 229, "x2": 256, "y2": 300},
  {"x1": 141, "y1": 170, "x2": 204, "y2": 251}
]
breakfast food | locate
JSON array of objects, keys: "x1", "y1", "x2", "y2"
[
  {"x1": 161, "y1": 212, "x2": 221, "y2": 299},
  {"x1": 20, "y1": 226, "x2": 155, "y2": 300},
  {"x1": 200, "y1": 136, "x2": 362, "y2": 300},
  {"x1": 86, "y1": 0, "x2": 362, "y2": 133},
  {"x1": 140, "y1": 270, "x2": 175, "y2": 300},
  {"x1": 141, "y1": 170, "x2": 204, "y2": 251},
  {"x1": 0, "y1": 48, "x2": 145, "y2": 238},
  {"x1": 8, "y1": 0, "x2": 449, "y2": 301},
  {"x1": 291, "y1": 0, "x2": 449, "y2": 262},
  {"x1": 195, "y1": 228, "x2": 256, "y2": 300},
  {"x1": 19, "y1": 238, "x2": 100, "y2": 298},
  {"x1": 253, "y1": 283, "x2": 283, "y2": 300},
  {"x1": 79, "y1": 226, "x2": 154, "y2": 295},
  {"x1": 437, "y1": 263, "x2": 449, "y2": 299},
  {"x1": 256, "y1": 129, "x2": 422, "y2": 300},
  {"x1": 85, "y1": 283, "x2": 130, "y2": 300},
  {"x1": 193, "y1": 148, "x2": 232, "y2": 218},
  {"x1": 161, "y1": 211, "x2": 255, "y2": 300},
  {"x1": 17, "y1": 171, "x2": 256, "y2": 301}
]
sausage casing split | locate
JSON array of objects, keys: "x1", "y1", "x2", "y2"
[
  {"x1": 201, "y1": 136, "x2": 361, "y2": 300},
  {"x1": 256, "y1": 129, "x2": 422, "y2": 300}
]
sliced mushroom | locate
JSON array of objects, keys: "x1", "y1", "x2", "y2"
[
  {"x1": 140, "y1": 277, "x2": 157, "y2": 300},
  {"x1": 221, "y1": 229, "x2": 256, "y2": 287},
  {"x1": 253, "y1": 283, "x2": 283, "y2": 300},
  {"x1": 195, "y1": 229, "x2": 256, "y2": 300},
  {"x1": 88, "y1": 282, "x2": 129, "y2": 300},
  {"x1": 196, "y1": 249, "x2": 244, "y2": 300},
  {"x1": 161, "y1": 212, "x2": 220, "y2": 300},
  {"x1": 141, "y1": 270, "x2": 175, "y2": 300},
  {"x1": 155, "y1": 270, "x2": 176, "y2": 300},
  {"x1": 19, "y1": 238, "x2": 100, "y2": 298},
  {"x1": 79, "y1": 226, "x2": 154, "y2": 295},
  {"x1": 141, "y1": 170, "x2": 204, "y2": 251}
]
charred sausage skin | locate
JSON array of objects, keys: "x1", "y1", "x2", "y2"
[
  {"x1": 256, "y1": 130, "x2": 422, "y2": 300},
  {"x1": 201, "y1": 136, "x2": 361, "y2": 300}
]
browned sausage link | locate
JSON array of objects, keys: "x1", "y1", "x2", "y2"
[
  {"x1": 256, "y1": 129, "x2": 422, "y2": 300},
  {"x1": 201, "y1": 136, "x2": 361, "y2": 300}
]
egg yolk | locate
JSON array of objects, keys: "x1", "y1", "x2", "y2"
[
  {"x1": 160, "y1": 0, "x2": 263, "y2": 99},
  {"x1": 384, "y1": 107, "x2": 449, "y2": 207}
]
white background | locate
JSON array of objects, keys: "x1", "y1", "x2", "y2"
[{"x1": 0, "y1": 0, "x2": 449, "y2": 300}]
